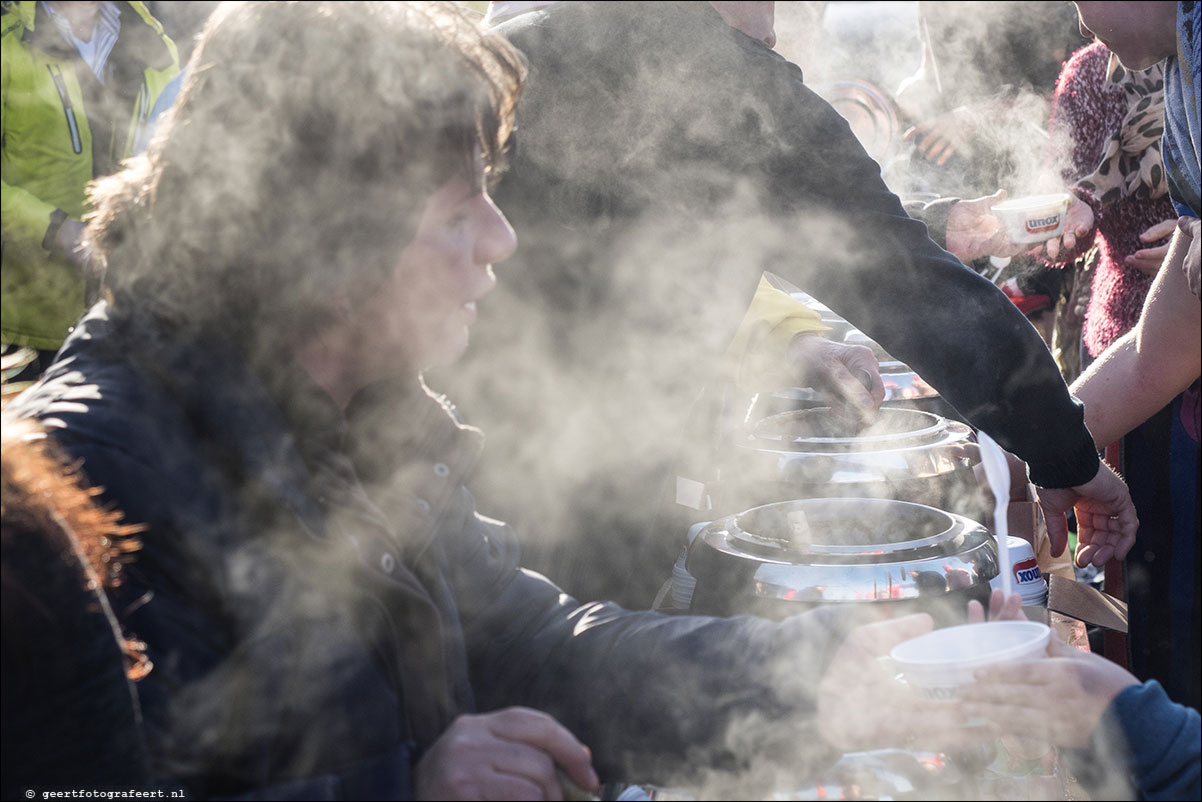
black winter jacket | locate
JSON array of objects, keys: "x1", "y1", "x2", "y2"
[{"x1": 9, "y1": 304, "x2": 850, "y2": 798}]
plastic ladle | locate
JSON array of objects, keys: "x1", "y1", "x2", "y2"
[{"x1": 977, "y1": 431, "x2": 1012, "y2": 598}]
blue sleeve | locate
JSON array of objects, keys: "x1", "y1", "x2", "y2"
[
  {"x1": 1111, "y1": 681, "x2": 1201, "y2": 801},
  {"x1": 1161, "y1": 15, "x2": 1201, "y2": 218}
]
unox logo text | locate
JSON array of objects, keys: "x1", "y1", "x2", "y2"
[
  {"x1": 1025, "y1": 214, "x2": 1061, "y2": 234},
  {"x1": 1013, "y1": 557, "x2": 1042, "y2": 585}
]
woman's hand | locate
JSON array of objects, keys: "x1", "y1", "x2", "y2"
[
  {"x1": 1125, "y1": 218, "x2": 1178, "y2": 275},
  {"x1": 1042, "y1": 194, "x2": 1095, "y2": 260},
  {"x1": 961, "y1": 635, "x2": 1138, "y2": 748},
  {"x1": 415, "y1": 708, "x2": 599, "y2": 801},
  {"x1": 903, "y1": 107, "x2": 976, "y2": 167},
  {"x1": 817, "y1": 614, "x2": 999, "y2": 753}
]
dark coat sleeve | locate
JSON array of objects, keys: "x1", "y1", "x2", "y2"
[
  {"x1": 427, "y1": 487, "x2": 849, "y2": 785},
  {"x1": 499, "y1": 5, "x2": 1100, "y2": 489},
  {"x1": 757, "y1": 71, "x2": 1099, "y2": 488},
  {"x1": 900, "y1": 196, "x2": 958, "y2": 251}
]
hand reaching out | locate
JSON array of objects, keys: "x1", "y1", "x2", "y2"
[
  {"x1": 961, "y1": 634, "x2": 1138, "y2": 748},
  {"x1": 789, "y1": 335, "x2": 885, "y2": 427},
  {"x1": 817, "y1": 614, "x2": 999, "y2": 754},
  {"x1": 903, "y1": 107, "x2": 976, "y2": 167},
  {"x1": 415, "y1": 707, "x2": 598, "y2": 801},
  {"x1": 1037, "y1": 460, "x2": 1138, "y2": 568},
  {"x1": 1124, "y1": 218, "x2": 1178, "y2": 275},
  {"x1": 1042, "y1": 193, "x2": 1094, "y2": 261}
]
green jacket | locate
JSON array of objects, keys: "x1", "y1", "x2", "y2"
[{"x1": 1, "y1": 0, "x2": 177, "y2": 349}]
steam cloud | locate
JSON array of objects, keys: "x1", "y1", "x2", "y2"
[{"x1": 73, "y1": 2, "x2": 1136, "y2": 797}]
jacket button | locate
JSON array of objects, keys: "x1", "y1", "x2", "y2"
[
  {"x1": 415, "y1": 498, "x2": 431, "y2": 513},
  {"x1": 380, "y1": 553, "x2": 396, "y2": 574},
  {"x1": 433, "y1": 462, "x2": 450, "y2": 478}
]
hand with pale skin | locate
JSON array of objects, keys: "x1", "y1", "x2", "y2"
[
  {"x1": 903, "y1": 106, "x2": 976, "y2": 167},
  {"x1": 962, "y1": 635, "x2": 1138, "y2": 748},
  {"x1": 1179, "y1": 216, "x2": 1200, "y2": 299},
  {"x1": 414, "y1": 707, "x2": 599, "y2": 801},
  {"x1": 788, "y1": 335, "x2": 885, "y2": 427},
  {"x1": 816, "y1": 613, "x2": 1001, "y2": 754},
  {"x1": 944, "y1": 190, "x2": 1024, "y2": 262},
  {"x1": 1036, "y1": 460, "x2": 1138, "y2": 569},
  {"x1": 1041, "y1": 193, "x2": 1095, "y2": 260},
  {"x1": 1124, "y1": 218, "x2": 1178, "y2": 275}
]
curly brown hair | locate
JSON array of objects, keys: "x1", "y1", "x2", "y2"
[{"x1": 87, "y1": 1, "x2": 525, "y2": 351}]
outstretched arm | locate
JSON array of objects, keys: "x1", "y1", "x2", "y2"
[{"x1": 1071, "y1": 222, "x2": 1202, "y2": 449}]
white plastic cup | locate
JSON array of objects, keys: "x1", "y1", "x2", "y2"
[
  {"x1": 890, "y1": 620, "x2": 1051, "y2": 700},
  {"x1": 990, "y1": 536, "x2": 1047, "y2": 605},
  {"x1": 991, "y1": 193, "x2": 1072, "y2": 244}
]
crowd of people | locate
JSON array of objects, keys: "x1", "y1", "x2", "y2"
[{"x1": 1, "y1": 1, "x2": 1198, "y2": 800}]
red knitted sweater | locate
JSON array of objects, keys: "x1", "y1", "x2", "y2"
[{"x1": 1046, "y1": 42, "x2": 1176, "y2": 357}]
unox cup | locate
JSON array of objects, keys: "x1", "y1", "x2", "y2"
[
  {"x1": 890, "y1": 621, "x2": 1051, "y2": 701},
  {"x1": 990, "y1": 536, "x2": 1047, "y2": 607},
  {"x1": 991, "y1": 193, "x2": 1072, "y2": 244}
]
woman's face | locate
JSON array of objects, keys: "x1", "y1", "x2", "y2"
[{"x1": 355, "y1": 168, "x2": 516, "y2": 377}]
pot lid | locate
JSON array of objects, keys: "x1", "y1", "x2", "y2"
[
  {"x1": 725, "y1": 497, "x2": 973, "y2": 561},
  {"x1": 689, "y1": 498, "x2": 999, "y2": 602},
  {"x1": 748, "y1": 407, "x2": 968, "y2": 453}
]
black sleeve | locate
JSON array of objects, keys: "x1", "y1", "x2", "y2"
[
  {"x1": 765, "y1": 77, "x2": 1098, "y2": 488},
  {"x1": 437, "y1": 493, "x2": 849, "y2": 786},
  {"x1": 498, "y1": 4, "x2": 1098, "y2": 488}
]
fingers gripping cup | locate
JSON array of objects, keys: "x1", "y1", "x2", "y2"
[
  {"x1": 990, "y1": 193, "x2": 1072, "y2": 244},
  {"x1": 890, "y1": 621, "x2": 1051, "y2": 701}
]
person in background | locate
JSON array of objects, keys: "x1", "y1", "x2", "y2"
[
  {"x1": 893, "y1": 2, "x2": 1089, "y2": 354},
  {"x1": 1, "y1": 1, "x2": 178, "y2": 379},
  {"x1": 895, "y1": 0, "x2": 1088, "y2": 198},
  {"x1": 1040, "y1": 43, "x2": 1177, "y2": 365},
  {"x1": 7, "y1": 3, "x2": 995, "y2": 797},
  {"x1": 448, "y1": 0, "x2": 1136, "y2": 608},
  {"x1": 1035, "y1": 35, "x2": 1197, "y2": 712},
  {"x1": 1060, "y1": 0, "x2": 1200, "y2": 712}
]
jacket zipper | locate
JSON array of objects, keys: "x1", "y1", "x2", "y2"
[{"x1": 47, "y1": 64, "x2": 83, "y2": 155}]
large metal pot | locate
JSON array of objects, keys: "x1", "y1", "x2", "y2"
[
  {"x1": 711, "y1": 406, "x2": 986, "y2": 522},
  {"x1": 685, "y1": 497, "x2": 998, "y2": 625}
]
